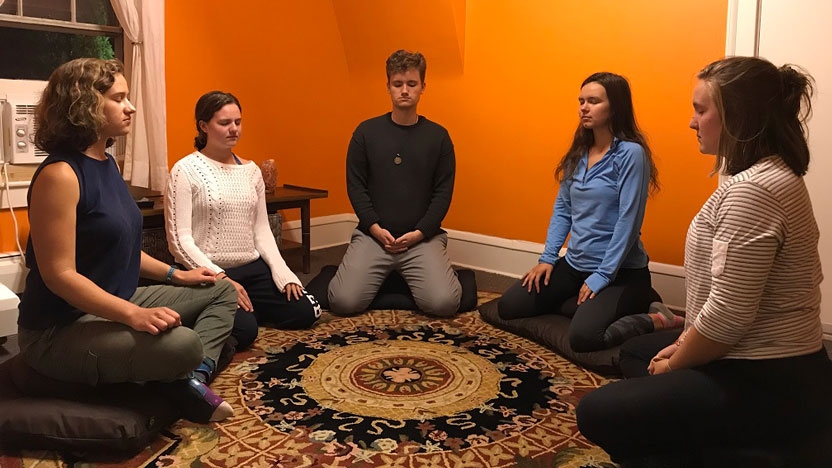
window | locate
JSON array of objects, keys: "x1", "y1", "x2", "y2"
[{"x1": 0, "y1": 0, "x2": 123, "y2": 80}]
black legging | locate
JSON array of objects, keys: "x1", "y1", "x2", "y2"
[
  {"x1": 498, "y1": 260, "x2": 653, "y2": 352},
  {"x1": 224, "y1": 257, "x2": 321, "y2": 347},
  {"x1": 618, "y1": 329, "x2": 682, "y2": 378},
  {"x1": 577, "y1": 348, "x2": 832, "y2": 466}
]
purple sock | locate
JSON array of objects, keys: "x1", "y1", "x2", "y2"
[
  {"x1": 174, "y1": 378, "x2": 232, "y2": 423},
  {"x1": 187, "y1": 378, "x2": 224, "y2": 408}
]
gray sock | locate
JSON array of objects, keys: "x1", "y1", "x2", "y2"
[
  {"x1": 649, "y1": 302, "x2": 675, "y2": 320},
  {"x1": 649, "y1": 302, "x2": 685, "y2": 328},
  {"x1": 603, "y1": 314, "x2": 655, "y2": 348}
]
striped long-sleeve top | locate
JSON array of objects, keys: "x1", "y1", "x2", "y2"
[{"x1": 685, "y1": 156, "x2": 824, "y2": 360}]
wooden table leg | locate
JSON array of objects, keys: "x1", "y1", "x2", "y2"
[{"x1": 301, "y1": 201, "x2": 311, "y2": 274}]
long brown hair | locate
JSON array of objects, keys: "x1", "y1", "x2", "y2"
[
  {"x1": 555, "y1": 72, "x2": 659, "y2": 194},
  {"x1": 34, "y1": 58, "x2": 124, "y2": 153},
  {"x1": 698, "y1": 56, "x2": 814, "y2": 176}
]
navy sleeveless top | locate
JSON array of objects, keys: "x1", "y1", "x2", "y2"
[{"x1": 18, "y1": 151, "x2": 143, "y2": 330}]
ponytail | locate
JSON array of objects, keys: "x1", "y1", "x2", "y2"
[
  {"x1": 194, "y1": 132, "x2": 207, "y2": 151},
  {"x1": 698, "y1": 57, "x2": 815, "y2": 176},
  {"x1": 778, "y1": 64, "x2": 814, "y2": 125}
]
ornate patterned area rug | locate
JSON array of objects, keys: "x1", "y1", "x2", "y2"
[{"x1": 2, "y1": 293, "x2": 616, "y2": 468}]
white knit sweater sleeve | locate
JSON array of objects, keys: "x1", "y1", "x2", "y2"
[
  {"x1": 251, "y1": 169, "x2": 302, "y2": 291},
  {"x1": 165, "y1": 156, "x2": 224, "y2": 273}
]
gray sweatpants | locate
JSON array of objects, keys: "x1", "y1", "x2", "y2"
[
  {"x1": 328, "y1": 230, "x2": 461, "y2": 317},
  {"x1": 17, "y1": 281, "x2": 237, "y2": 385}
]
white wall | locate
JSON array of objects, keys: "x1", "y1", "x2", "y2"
[{"x1": 731, "y1": 0, "x2": 832, "y2": 335}]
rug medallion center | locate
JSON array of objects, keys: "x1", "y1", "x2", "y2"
[{"x1": 302, "y1": 340, "x2": 502, "y2": 420}]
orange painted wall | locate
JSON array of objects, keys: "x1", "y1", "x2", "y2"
[
  {"x1": 163, "y1": 0, "x2": 726, "y2": 267},
  {"x1": 0, "y1": 0, "x2": 727, "y2": 265},
  {"x1": 165, "y1": 1, "x2": 356, "y2": 222},
  {"x1": 0, "y1": 209, "x2": 27, "y2": 254},
  {"x1": 435, "y1": 1, "x2": 725, "y2": 265}
]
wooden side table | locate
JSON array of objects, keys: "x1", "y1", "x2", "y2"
[{"x1": 265, "y1": 185, "x2": 328, "y2": 273}]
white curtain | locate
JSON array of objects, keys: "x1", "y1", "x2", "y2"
[{"x1": 110, "y1": 0, "x2": 168, "y2": 192}]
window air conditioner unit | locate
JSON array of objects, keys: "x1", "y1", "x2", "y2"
[
  {"x1": 0, "y1": 79, "x2": 48, "y2": 165},
  {"x1": 1, "y1": 99, "x2": 47, "y2": 165}
]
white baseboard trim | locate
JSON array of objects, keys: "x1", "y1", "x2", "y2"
[
  {"x1": 646, "y1": 262, "x2": 687, "y2": 313},
  {"x1": 281, "y1": 213, "x2": 358, "y2": 250},
  {"x1": 284, "y1": 218, "x2": 692, "y2": 312},
  {"x1": 445, "y1": 228, "x2": 689, "y2": 312},
  {"x1": 445, "y1": 229, "x2": 542, "y2": 278},
  {"x1": 292, "y1": 217, "x2": 831, "y2": 333}
]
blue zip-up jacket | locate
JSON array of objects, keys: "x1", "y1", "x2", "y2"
[{"x1": 539, "y1": 138, "x2": 650, "y2": 293}]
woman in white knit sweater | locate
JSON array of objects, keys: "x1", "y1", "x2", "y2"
[{"x1": 165, "y1": 91, "x2": 321, "y2": 355}]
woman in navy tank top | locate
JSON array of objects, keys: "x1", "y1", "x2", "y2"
[{"x1": 17, "y1": 58, "x2": 238, "y2": 424}]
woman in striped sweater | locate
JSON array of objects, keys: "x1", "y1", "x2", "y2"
[{"x1": 576, "y1": 57, "x2": 832, "y2": 467}]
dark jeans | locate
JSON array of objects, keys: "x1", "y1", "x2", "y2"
[
  {"x1": 223, "y1": 258, "x2": 321, "y2": 350},
  {"x1": 498, "y1": 260, "x2": 653, "y2": 352},
  {"x1": 577, "y1": 348, "x2": 832, "y2": 466}
]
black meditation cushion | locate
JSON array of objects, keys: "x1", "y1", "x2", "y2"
[
  {"x1": 306, "y1": 265, "x2": 478, "y2": 312},
  {"x1": 0, "y1": 356, "x2": 180, "y2": 458},
  {"x1": 478, "y1": 287, "x2": 663, "y2": 376}
]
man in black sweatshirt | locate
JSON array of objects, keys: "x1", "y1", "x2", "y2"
[{"x1": 327, "y1": 49, "x2": 461, "y2": 317}]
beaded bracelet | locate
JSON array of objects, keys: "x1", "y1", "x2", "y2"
[{"x1": 165, "y1": 265, "x2": 177, "y2": 284}]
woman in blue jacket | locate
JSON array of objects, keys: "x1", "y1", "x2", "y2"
[{"x1": 498, "y1": 72, "x2": 674, "y2": 352}]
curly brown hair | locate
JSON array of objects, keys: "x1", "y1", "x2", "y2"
[
  {"x1": 34, "y1": 58, "x2": 124, "y2": 154},
  {"x1": 385, "y1": 50, "x2": 427, "y2": 82}
]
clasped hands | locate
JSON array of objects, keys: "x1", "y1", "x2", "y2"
[
  {"x1": 370, "y1": 224, "x2": 424, "y2": 254},
  {"x1": 648, "y1": 342, "x2": 678, "y2": 375}
]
